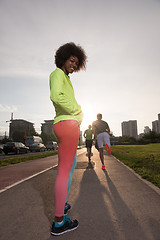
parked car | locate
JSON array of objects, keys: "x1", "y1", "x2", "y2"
[
  {"x1": 45, "y1": 141, "x2": 58, "y2": 151},
  {"x1": 29, "y1": 143, "x2": 46, "y2": 152},
  {"x1": 3, "y1": 142, "x2": 29, "y2": 155}
]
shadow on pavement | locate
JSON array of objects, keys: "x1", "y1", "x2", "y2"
[
  {"x1": 70, "y1": 165, "x2": 119, "y2": 240},
  {"x1": 102, "y1": 170, "x2": 148, "y2": 240},
  {"x1": 65, "y1": 159, "x2": 151, "y2": 240}
]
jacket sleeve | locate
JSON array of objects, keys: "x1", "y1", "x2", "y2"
[{"x1": 50, "y1": 71, "x2": 81, "y2": 115}]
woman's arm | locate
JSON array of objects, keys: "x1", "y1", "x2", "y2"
[{"x1": 50, "y1": 71, "x2": 81, "y2": 115}]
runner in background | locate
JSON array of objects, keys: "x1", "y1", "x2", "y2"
[
  {"x1": 83, "y1": 125, "x2": 93, "y2": 162},
  {"x1": 92, "y1": 113, "x2": 111, "y2": 170}
]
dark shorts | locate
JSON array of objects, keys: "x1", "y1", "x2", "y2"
[{"x1": 85, "y1": 139, "x2": 93, "y2": 148}]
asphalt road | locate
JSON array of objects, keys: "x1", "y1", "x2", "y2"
[{"x1": 0, "y1": 148, "x2": 160, "y2": 240}]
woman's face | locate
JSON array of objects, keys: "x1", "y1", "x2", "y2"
[{"x1": 61, "y1": 56, "x2": 79, "y2": 75}]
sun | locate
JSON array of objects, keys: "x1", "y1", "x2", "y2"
[{"x1": 81, "y1": 104, "x2": 96, "y2": 131}]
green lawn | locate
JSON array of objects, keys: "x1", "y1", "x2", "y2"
[{"x1": 111, "y1": 143, "x2": 160, "y2": 188}]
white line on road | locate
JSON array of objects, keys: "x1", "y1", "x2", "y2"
[{"x1": 0, "y1": 165, "x2": 58, "y2": 194}]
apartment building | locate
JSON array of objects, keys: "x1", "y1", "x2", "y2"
[
  {"x1": 41, "y1": 120, "x2": 54, "y2": 135},
  {"x1": 152, "y1": 113, "x2": 160, "y2": 134},
  {"x1": 152, "y1": 121, "x2": 160, "y2": 134},
  {"x1": 41, "y1": 120, "x2": 83, "y2": 145},
  {"x1": 9, "y1": 119, "x2": 35, "y2": 139},
  {"x1": 121, "y1": 120, "x2": 138, "y2": 139}
]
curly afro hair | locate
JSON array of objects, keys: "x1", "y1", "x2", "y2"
[{"x1": 55, "y1": 42, "x2": 87, "y2": 71}]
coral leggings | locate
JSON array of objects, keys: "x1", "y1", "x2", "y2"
[{"x1": 53, "y1": 120, "x2": 79, "y2": 217}]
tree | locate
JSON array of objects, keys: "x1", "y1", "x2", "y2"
[
  {"x1": 138, "y1": 131, "x2": 160, "y2": 144},
  {"x1": 118, "y1": 136, "x2": 137, "y2": 145},
  {"x1": 1, "y1": 136, "x2": 11, "y2": 144}
]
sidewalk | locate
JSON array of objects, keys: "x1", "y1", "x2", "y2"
[
  {"x1": 0, "y1": 147, "x2": 160, "y2": 240},
  {"x1": 65, "y1": 148, "x2": 160, "y2": 240}
]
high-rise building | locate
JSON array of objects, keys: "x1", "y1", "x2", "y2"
[
  {"x1": 152, "y1": 113, "x2": 160, "y2": 134},
  {"x1": 9, "y1": 119, "x2": 35, "y2": 139},
  {"x1": 152, "y1": 120, "x2": 159, "y2": 134},
  {"x1": 158, "y1": 113, "x2": 160, "y2": 133},
  {"x1": 121, "y1": 120, "x2": 138, "y2": 139},
  {"x1": 41, "y1": 120, "x2": 54, "y2": 135}
]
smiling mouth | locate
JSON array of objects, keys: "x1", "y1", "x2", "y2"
[{"x1": 70, "y1": 66, "x2": 75, "y2": 71}]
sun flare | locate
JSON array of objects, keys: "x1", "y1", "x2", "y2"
[{"x1": 81, "y1": 104, "x2": 96, "y2": 131}]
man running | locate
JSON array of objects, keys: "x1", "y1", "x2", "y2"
[{"x1": 92, "y1": 113, "x2": 111, "y2": 170}]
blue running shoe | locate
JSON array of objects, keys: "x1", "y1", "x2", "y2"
[{"x1": 51, "y1": 216, "x2": 79, "y2": 236}]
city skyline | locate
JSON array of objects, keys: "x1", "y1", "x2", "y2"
[
  {"x1": 2, "y1": 111, "x2": 159, "y2": 138},
  {"x1": 0, "y1": 0, "x2": 160, "y2": 136}
]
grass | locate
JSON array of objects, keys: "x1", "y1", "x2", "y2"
[
  {"x1": 111, "y1": 143, "x2": 160, "y2": 188},
  {"x1": 0, "y1": 151, "x2": 58, "y2": 167}
]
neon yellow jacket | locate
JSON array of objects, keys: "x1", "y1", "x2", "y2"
[{"x1": 50, "y1": 68, "x2": 83, "y2": 125}]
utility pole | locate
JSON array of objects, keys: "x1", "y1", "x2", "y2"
[
  {"x1": 6, "y1": 113, "x2": 13, "y2": 138},
  {"x1": 6, "y1": 112, "x2": 13, "y2": 122}
]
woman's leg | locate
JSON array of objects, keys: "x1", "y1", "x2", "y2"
[
  {"x1": 66, "y1": 152, "x2": 77, "y2": 203},
  {"x1": 53, "y1": 120, "x2": 79, "y2": 218}
]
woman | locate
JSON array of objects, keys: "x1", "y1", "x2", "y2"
[{"x1": 50, "y1": 42, "x2": 87, "y2": 236}]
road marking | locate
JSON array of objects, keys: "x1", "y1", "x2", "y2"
[
  {"x1": 0, "y1": 149, "x2": 85, "y2": 194},
  {"x1": 0, "y1": 165, "x2": 58, "y2": 194}
]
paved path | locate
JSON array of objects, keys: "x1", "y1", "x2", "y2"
[
  {"x1": 0, "y1": 154, "x2": 58, "y2": 191},
  {"x1": 0, "y1": 148, "x2": 160, "y2": 240}
]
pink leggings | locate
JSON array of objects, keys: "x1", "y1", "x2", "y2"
[{"x1": 53, "y1": 120, "x2": 79, "y2": 217}]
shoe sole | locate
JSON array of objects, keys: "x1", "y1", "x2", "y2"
[{"x1": 51, "y1": 224, "x2": 79, "y2": 236}]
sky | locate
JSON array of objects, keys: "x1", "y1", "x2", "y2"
[{"x1": 0, "y1": 0, "x2": 160, "y2": 137}]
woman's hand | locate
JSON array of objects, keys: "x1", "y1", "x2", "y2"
[{"x1": 75, "y1": 110, "x2": 82, "y2": 116}]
